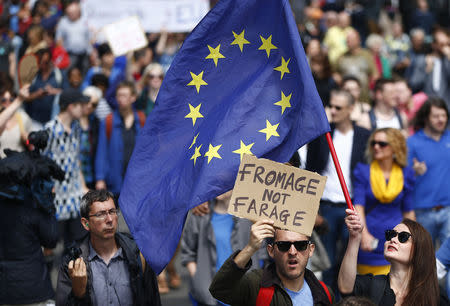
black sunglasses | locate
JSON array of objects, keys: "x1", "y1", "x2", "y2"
[
  {"x1": 274, "y1": 240, "x2": 311, "y2": 252},
  {"x1": 1, "y1": 97, "x2": 15, "y2": 103},
  {"x1": 370, "y1": 140, "x2": 389, "y2": 148},
  {"x1": 385, "y1": 230, "x2": 412, "y2": 243}
]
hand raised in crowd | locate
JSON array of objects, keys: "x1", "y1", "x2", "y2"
[
  {"x1": 412, "y1": 158, "x2": 427, "y2": 176},
  {"x1": 17, "y1": 84, "x2": 30, "y2": 102},
  {"x1": 344, "y1": 209, "x2": 363, "y2": 241},
  {"x1": 95, "y1": 180, "x2": 107, "y2": 190},
  {"x1": 68, "y1": 257, "x2": 88, "y2": 298},
  {"x1": 248, "y1": 219, "x2": 275, "y2": 252},
  {"x1": 191, "y1": 201, "x2": 210, "y2": 216}
]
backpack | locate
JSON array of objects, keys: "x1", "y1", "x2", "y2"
[
  {"x1": 256, "y1": 281, "x2": 332, "y2": 305},
  {"x1": 105, "y1": 111, "x2": 146, "y2": 141}
]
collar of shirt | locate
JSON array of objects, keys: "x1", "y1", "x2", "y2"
[{"x1": 88, "y1": 241, "x2": 124, "y2": 263}]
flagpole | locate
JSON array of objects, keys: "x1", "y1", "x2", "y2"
[{"x1": 325, "y1": 132, "x2": 354, "y2": 210}]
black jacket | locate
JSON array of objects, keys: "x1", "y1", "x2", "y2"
[
  {"x1": 0, "y1": 193, "x2": 58, "y2": 304},
  {"x1": 306, "y1": 123, "x2": 370, "y2": 187},
  {"x1": 56, "y1": 232, "x2": 161, "y2": 306}
]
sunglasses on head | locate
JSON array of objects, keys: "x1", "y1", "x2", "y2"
[
  {"x1": 274, "y1": 240, "x2": 311, "y2": 252},
  {"x1": 385, "y1": 230, "x2": 412, "y2": 243},
  {"x1": 370, "y1": 140, "x2": 389, "y2": 148}
]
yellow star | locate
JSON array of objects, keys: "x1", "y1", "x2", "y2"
[
  {"x1": 258, "y1": 35, "x2": 277, "y2": 58},
  {"x1": 185, "y1": 103, "x2": 204, "y2": 126},
  {"x1": 274, "y1": 57, "x2": 291, "y2": 79},
  {"x1": 232, "y1": 140, "x2": 255, "y2": 161},
  {"x1": 231, "y1": 30, "x2": 250, "y2": 52},
  {"x1": 274, "y1": 91, "x2": 292, "y2": 114},
  {"x1": 190, "y1": 145, "x2": 202, "y2": 166},
  {"x1": 205, "y1": 44, "x2": 226, "y2": 67},
  {"x1": 187, "y1": 71, "x2": 208, "y2": 93},
  {"x1": 204, "y1": 143, "x2": 222, "y2": 164},
  {"x1": 259, "y1": 120, "x2": 280, "y2": 141},
  {"x1": 188, "y1": 133, "x2": 200, "y2": 149}
]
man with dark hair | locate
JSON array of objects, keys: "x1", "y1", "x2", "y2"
[
  {"x1": 407, "y1": 97, "x2": 450, "y2": 245},
  {"x1": 306, "y1": 89, "x2": 370, "y2": 292},
  {"x1": 56, "y1": 189, "x2": 161, "y2": 306},
  {"x1": 407, "y1": 28, "x2": 450, "y2": 108},
  {"x1": 43, "y1": 88, "x2": 89, "y2": 248},
  {"x1": 95, "y1": 81, "x2": 145, "y2": 194},
  {"x1": 25, "y1": 48, "x2": 68, "y2": 127},
  {"x1": 209, "y1": 220, "x2": 334, "y2": 305},
  {"x1": 358, "y1": 78, "x2": 407, "y2": 133}
]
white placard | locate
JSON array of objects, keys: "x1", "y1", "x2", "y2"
[
  {"x1": 103, "y1": 16, "x2": 148, "y2": 56},
  {"x1": 81, "y1": 0, "x2": 210, "y2": 34}
]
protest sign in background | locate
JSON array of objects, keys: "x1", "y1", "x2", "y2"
[
  {"x1": 81, "y1": 0, "x2": 210, "y2": 33},
  {"x1": 229, "y1": 155, "x2": 327, "y2": 237},
  {"x1": 103, "y1": 16, "x2": 148, "y2": 56}
]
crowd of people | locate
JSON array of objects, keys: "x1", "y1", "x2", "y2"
[{"x1": 0, "y1": 0, "x2": 450, "y2": 305}]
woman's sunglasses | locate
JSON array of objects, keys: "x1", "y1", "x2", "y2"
[
  {"x1": 149, "y1": 74, "x2": 163, "y2": 80},
  {"x1": 370, "y1": 140, "x2": 389, "y2": 148},
  {"x1": 274, "y1": 240, "x2": 311, "y2": 252},
  {"x1": 385, "y1": 230, "x2": 412, "y2": 243}
]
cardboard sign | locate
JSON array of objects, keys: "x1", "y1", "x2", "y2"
[
  {"x1": 103, "y1": 16, "x2": 148, "y2": 56},
  {"x1": 228, "y1": 155, "x2": 327, "y2": 237},
  {"x1": 18, "y1": 54, "x2": 39, "y2": 87}
]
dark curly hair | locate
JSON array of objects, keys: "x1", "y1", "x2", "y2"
[{"x1": 412, "y1": 97, "x2": 449, "y2": 132}]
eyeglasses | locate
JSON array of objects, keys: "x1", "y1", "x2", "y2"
[
  {"x1": 274, "y1": 240, "x2": 311, "y2": 252},
  {"x1": 385, "y1": 230, "x2": 412, "y2": 243},
  {"x1": 329, "y1": 105, "x2": 343, "y2": 111},
  {"x1": 149, "y1": 74, "x2": 163, "y2": 80},
  {"x1": 88, "y1": 208, "x2": 119, "y2": 219},
  {"x1": 370, "y1": 140, "x2": 389, "y2": 148}
]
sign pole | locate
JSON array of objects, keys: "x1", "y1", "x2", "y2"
[{"x1": 325, "y1": 132, "x2": 354, "y2": 210}]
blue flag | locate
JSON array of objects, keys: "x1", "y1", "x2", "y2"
[{"x1": 119, "y1": 0, "x2": 330, "y2": 274}]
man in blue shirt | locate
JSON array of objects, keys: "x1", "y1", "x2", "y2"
[{"x1": 407, "y1": 97, "x2": 450, "y2": 245}]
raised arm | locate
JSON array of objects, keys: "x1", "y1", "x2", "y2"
[{"x1": 338, "y1": 209, "x2": 363, "y2": 294}]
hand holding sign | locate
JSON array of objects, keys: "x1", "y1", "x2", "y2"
[{"x1": 228, "y1": 155, "x2": 327, "y2": 237}]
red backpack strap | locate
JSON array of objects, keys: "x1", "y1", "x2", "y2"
[
  {"x1": 105, "y1": 113, "x2": 113, "y2": 141},
  {"x1": 256, "y1": 286, "x2": 275, "y2": 306},
  {"x1": 319, "y1": 280, "x2": 332, "y2": 304},
  {"x1": 136, "y1": 111, "x2": 146, "y2": 128}
]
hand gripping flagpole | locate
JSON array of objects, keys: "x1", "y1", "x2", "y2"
[{"x1": 325, "y1": 132, "x2": 354, "y2": 210}]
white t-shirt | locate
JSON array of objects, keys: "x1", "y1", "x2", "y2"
[{"x1": 321, "y1": 129, "x2": 354, "y2": 202}]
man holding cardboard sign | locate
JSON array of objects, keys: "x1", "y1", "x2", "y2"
[{"x1": 209, "y1": 156, "x2": 333, "y2": 305}]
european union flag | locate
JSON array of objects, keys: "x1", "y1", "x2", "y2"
[{"x1": 119, "y1": 0, "x2": 330, "y2": 273}]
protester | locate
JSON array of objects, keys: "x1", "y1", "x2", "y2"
[
  {"x1": 340, "y1": 76, "x2": 371, "y2": 127},
  {"x1": 135, "y1": 62, "x2": 165, "y2": 115},
  {"x1": 407, "y1": 98, "x2": 450, "y2": 245},
  {"x1": 0, "y1": 79, "x2": 32, "y2": 157},
  {"x1": 25, "y1": 47, "x2": 68, "y2": 127},
  {"x1": 338, "y1": 209, "x2": 448, "y2": 305},
  {"x1": 352, "y1": 128, "x2": 415, "y2": 275},
  {"x1": 181, "y1": 190, "x2": 265, "y2": 305},
  {"x1": 310, "y1": 52, "x2": 338, "y2": 108},
  {"x1": 407, "y1": 28, "x2": 450, "y2": 107},
  {"x1": 307, "y1": 89, "x2": 370, "y2": 290},
  {"x1": 394, "y1": 77, "x2": 427, "y2": 133},
  {"x1": 43, "y1": 88, "x2": 89, "y2": 248},
  {"x1": 358, "y1": 78, "x2": 407, "y2": 133},
  {"x1": 55, "y1": 189, "x2": 161, "y2": 306},
  {"x1": 95, "y1": 81, "x2": 145, "y2": 194},
  {"x1": 209, "y1": 220, "x2": 334, "y2": 305},
  {"x1": 79, "y1": 86, "x2": 101, "y2": 190}
]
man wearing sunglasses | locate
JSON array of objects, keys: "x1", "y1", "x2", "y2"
[
  {"x1": 210, "y1": 219, "x2": 334, "y2": 305},
  {"x1": 56, "y1": 189, "x2": 161, "y2": 306}
]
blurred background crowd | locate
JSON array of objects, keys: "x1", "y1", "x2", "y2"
[{"x1": 0, "y1": 0, "x2": 449, "y2": 305}]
